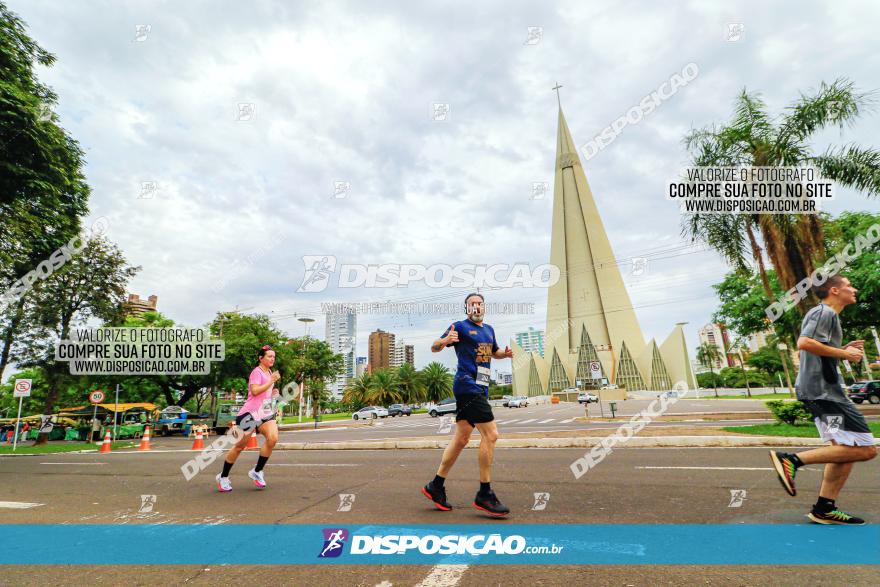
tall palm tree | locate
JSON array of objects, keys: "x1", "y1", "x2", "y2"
[
  {"x1": 696, "y1": 342, "x2": 721, "y2": 397},
  {"x1": 343, "y1": 372, "x2": 371, "y2": 409},
  {"x1": 366, "y1": 368, "x2": 403, "y2": 406},
  {"x1": 683, "y1": 78, "x2": 879, "y2": 314},
  {"x1": 396, "y1": 363, "x2": 425, "y2": 405},
  {"x1": 421, "y1": 362, "x2": 452, "y2": 403}
]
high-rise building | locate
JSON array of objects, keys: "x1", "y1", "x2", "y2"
[
  {"x1": 325, "y1": 308, "x2": 357, "y2": 398},
  {"x1": 368, "y1": 329, "x2": 395, "y2": 372},
  {"x1": 511, "y1": 105, "x2": 694, "y2": 396},
  {"x1": 747, "y1": 330, "x2": 771, "y2": 353},
  {"x1": 698, "y1": 323, "x2": 732, "y2": 370},
  {"x1": 356, "y1": 356, "x2": 368, "y2": 377},
  {"x1": 514, "y1": 327, "x2": 545, "y2": 358},
  {"x1": 404, "y1": 344, "x2": 414, "y2": 367},
  {"x1": 124, "y1": 294, "x2": 158, "y2": 318}
]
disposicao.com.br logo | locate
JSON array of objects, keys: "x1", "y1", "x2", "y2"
[
  {"x1": 317, "y1": 528, "x2": 563, "y2": 557},
  {"x1": 298, "y1": 256, "x2": 560, "y2": 292}
]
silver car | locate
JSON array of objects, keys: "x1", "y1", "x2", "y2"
[
  {"x1": 428, "y1": 397, "x2": 457, "y2": 417},
  {"x1": 352, "y1": 406, "x2": 389, "y2": 420}
]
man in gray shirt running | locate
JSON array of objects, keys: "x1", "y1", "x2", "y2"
[{"x1": 769, "y1": 275, "x2": 877, "y2": 524}]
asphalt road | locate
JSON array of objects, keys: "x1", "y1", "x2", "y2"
[{"x1": 1, "y1": 444, "x2": 877, "y2": 585}]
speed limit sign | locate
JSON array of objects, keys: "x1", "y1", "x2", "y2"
[{"x1": 89, "y1": 390, "x2": 105, "y2": 404}]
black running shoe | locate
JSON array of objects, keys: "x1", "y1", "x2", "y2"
[
  {"x1": 473, "y1": 490, "x2": 510, "y2": 517},
  {"x1": 769, "y1": 451, "x2": 797, "y2": 496},
  {"x1": 807, "y1": 508, "x2": 866, "y2": 525},
  {"x1": 422, "y1": 481, "x2": 452, "y2": 511}
]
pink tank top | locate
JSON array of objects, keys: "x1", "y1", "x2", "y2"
[{"x1": 239, "y1": 366, "x2": 276, "y2": 420}]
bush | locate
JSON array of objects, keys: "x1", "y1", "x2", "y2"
[
  {"x1": 765, "y1": 400, "x2": 812, "y2": 425},
  {"x1": 696, "y1": 372, "x2": 723, "y2": 389}
]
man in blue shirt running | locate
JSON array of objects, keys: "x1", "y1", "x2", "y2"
[{"x1": 421, "y1": 292, "x2": 513, "y2": 517}]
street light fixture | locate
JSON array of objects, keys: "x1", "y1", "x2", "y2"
[{"x1": 297, "y1": 317, "x2": 315, "y2": 423}]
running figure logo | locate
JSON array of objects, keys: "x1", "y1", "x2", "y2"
[
  {"x1": 532, "y1": 492, "x2": 550, "y2": 510},
  {"x1": 826, "y1": 415, "x2": 843, "y2": 434},
  {"x1": 318, "y1": 528, "x2": 349, "y2": 558},
  {"x1": 728, "y1": 489, "x2": 747, "y2": 508},
  {"x1": 139, "y1": 495, "x2": 157, "y2": 513},
  {"x1": 337, "y1": 494, "x2": 356, "y2": 512},
  {"x1": 298, "y1": 255, "x2": 337, "y2": 293}
]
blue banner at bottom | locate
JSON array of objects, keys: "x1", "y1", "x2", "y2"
[{"x1": 1, "y1": 524, "x2": 877, "y2": 565}]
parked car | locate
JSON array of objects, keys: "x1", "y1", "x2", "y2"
[
  {"x1": 151, "y1": 406, "x2": 188, "y2": 436},
  {"x1": 428, "y1": 397, "x2": 457, "y2": 417},
  {"x1": 501, "y1": 395, "x2": 514, "y2": 407},
  {"x1": 352, "y1": 406, "x2": 388, "y2": 420},
  {"x1": 507, "y1": 396, "x2": 529, "y2": 408},
  {"x1": 387, "y1": 404, "x2": 412, "y2": 417},
  {"x1": 849, "y1": 381, "x2": 880, "y2": 404},
  {"x1": 577, "y1": 392, "x2": 598, "y2": 404}
]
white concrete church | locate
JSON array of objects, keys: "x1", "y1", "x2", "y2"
[{"x1": 510, "y1": 106, "x2": 695, "y2": 397}]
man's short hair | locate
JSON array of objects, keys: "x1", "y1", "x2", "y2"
[
  {"x1": 813, "y1": 273, "x2": 847, "y2": 299},
  {"x1": 464, "y1": 292, "x2": 484, "y2": 310}
]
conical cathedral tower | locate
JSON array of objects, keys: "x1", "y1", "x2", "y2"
[{"x1": 511, "y1": 105, "x2": 694, "y2": 396}]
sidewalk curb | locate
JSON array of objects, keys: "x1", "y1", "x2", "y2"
[{"x1": 274, "y1": 435, "x2": 830, "y2": 450}]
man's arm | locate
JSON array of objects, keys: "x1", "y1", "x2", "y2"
[
  {"x1": 432, "y1": 324, "x2": 458, "y2": 352},
  {"x1": 797, "y1": 336, "x2": 863, "y2": 361}
]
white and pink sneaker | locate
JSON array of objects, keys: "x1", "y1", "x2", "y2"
[
  {"x1": 216, "y1": 474, "x2": 232, "y2": 492},
  {"x1": 248, "y1": 468, "x2": 266, "y2": 489}
]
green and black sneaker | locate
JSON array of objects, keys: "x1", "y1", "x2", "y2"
[
  {"x1": 807, "y1": 508, "x2": 866, "y2": 525},
  {"x1": 769, "y1": 451, "x2": 798, "y2": 496}
]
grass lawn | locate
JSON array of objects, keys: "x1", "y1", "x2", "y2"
[
  {"x1": 698, "y1": 393, "x2": 798, "y2": 400},
  {"x1": 280, "y1": 408, "x2": 428, "y2": 424},
  {"x1": 0, "y1": 441, "x2": 137, "y2": 455},
  {"x1": 722, "y1": 422, "x2": 880, "y2": 437}
]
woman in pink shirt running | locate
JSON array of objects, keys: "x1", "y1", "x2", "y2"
[{"x1": 217, "y1": 345, "x2": 287, "y2": 491}]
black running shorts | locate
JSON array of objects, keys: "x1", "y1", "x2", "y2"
[{"x1": 454, "y1": 394, "x2": 495, "y2": 426}]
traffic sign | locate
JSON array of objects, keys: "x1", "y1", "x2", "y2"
[
  {"x1": 13, "y1": 379, "x2": 32, "y2": 398},
  {"x1": 589, "y1": 361, "x2": 602, "y2": 379},
  {"x1": 89, "y1": 390, "x2": 105, "y2": 404}
]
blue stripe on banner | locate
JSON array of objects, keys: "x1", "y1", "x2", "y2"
[{"x1": 0, "y1": 525, "x2": 877, "y2": 565}]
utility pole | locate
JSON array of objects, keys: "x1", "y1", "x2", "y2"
[{"x1": 298, "y1": 317, "x2": 315, "y2": 423}]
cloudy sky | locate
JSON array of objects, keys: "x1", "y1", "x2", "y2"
[{"x1": 12, "y1": 0, "x2": 879, "y2": 372}]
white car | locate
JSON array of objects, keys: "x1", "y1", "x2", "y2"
[
  {"x1": 577, "y1": 393, "x2": 598, "y2": 404},
  {"x1": 507, "y1": 396, "x2": 529, "y2": 408},
  {"x1": 352, "y1": 406, "x2": 388, "y2": 420}
]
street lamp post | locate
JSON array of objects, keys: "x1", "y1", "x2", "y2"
[{"x1": 297, "y1": 317, "x2": 315, "y2": 424}]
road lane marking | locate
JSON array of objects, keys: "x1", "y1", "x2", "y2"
[
  {"x1": 518, "y1": 419, "x2": 538, "y2": 424},
  {"x1": 538, "y1": 418, "x2": 556, "y2": 423},
  {"x1": 270, "y1": 464, "x2": 361, "y2": 467},
  {"x1": 0, "y1": 501, "x2": 44, "y2": 509},
  {"x1": 415, "y1": 564, "x2": 469, "y2": 587},
  {"x1": 501, "y1": 419, "x2": 519, "y2": 424},
  {"x1": 560, "y1": 418, "x2": 576, "y2": 423},
  {"x1": 636, "y1": 466, "x2": 773, "y2": 471},
  {"x1": 40, "y1": 462, "x2": 107, "y2": 465}
]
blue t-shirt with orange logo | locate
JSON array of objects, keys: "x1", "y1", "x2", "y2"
[{"x1": 441, "y1": 319, "x2": 498, "y2": 397}]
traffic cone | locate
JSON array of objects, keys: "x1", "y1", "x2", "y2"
[
  {"x1": 191, "y1": 428, "x2": 204, "y2": 450},
  {"x1": 139, "y1": 426, "x2": 151, "y2": 451},
  {"x1": 245, "y1": 433, "x2": 259, "y2": 450},
  {"x1": 99, "y1": 431, "x2": 112, "y2": 453}
]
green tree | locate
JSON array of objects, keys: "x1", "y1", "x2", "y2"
[
  {"x1": 1, "y1": 3, "x2": 91, "y2": 375},
  {"x1": 421, "y1": 362, "x2": 452, "y2": 403},
  {"x1": 682, "y1": 79, "x2": 880, "y2": 314},
  {"x1": 14, "y1": 236, "x2": 138, "y2": 444},
  {"x1": 695, "y1": 342, "x2": 722, "y2": 397},
  {"x1": 366, "y1": 368, "x2": 402, "y2": 406},
  {"x1": 396, "y1": 362, "x2": 424, "y2": 404},
  {"x1": 343, "y1": 372, "x2": 371, "y2": 410}
]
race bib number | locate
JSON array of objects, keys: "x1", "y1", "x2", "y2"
[{"x1": 476, "y1": 366, "x2": 491, "y2": 387}]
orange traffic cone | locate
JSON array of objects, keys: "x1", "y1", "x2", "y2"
[
  {"x1": 139, "y1": 425, "x2": 152, "y2": 451},
  {"x1": 246, "y1": 433, "x2": 259, "y2": 450},
  {"x1": 191, "y1": 428, "x2": 204, "y2": 450},
  {"x1": 99, "y1": 431, "x2": 112, "y2": 453}
]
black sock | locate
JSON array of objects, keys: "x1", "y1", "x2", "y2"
[
  {"x1": 479, "y1": 481, "x2": 491, "y2": 495},
  {"x1": 221, "y1": 460, "x2": 233, "y2": 478},
  {"x1": 432, "y1": 474, "x2": 445, "y2": 488},
  {"x1": 814, "y1": 496, "x2": 835, "y2": 513},
  {"x1": 255, "y1": 455, "x2": 269, "y2": 472},
  {"x1": 789, "y1": 453, "x2": 805, "y2": 469}
]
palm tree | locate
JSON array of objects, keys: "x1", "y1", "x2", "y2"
[
  {"x1": 343, "y1": 372, "x2": 371, "y2": 409},
  {"x1": 396, "y1": 363, "x2": 425, "y2": 405},
  {"x1": 366, "y1": 368, "x2": 403, "y2": 406},
  {"x1": 683, "y1": 79, "x2": 880, "y2": 314},
  {"x1": 696, "y1": 342, "x2": 721, "y2": 397},
  {"x1": 421, "y1": 362, "x2": 452, "y2": 403}
]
